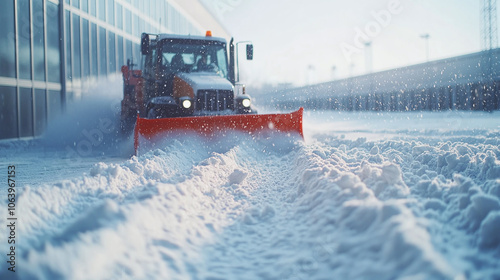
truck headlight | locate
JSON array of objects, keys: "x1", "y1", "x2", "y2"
[
  {"x1": 182, "y1": 99, "x2": 192, "y2": 109},
  {"x1": 242, "y1": 99, "x2": 251, "y2": 108}
]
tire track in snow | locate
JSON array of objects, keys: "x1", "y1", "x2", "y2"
[{"x1": 196, "y1": 144, "x2": 301, "y2": 280}]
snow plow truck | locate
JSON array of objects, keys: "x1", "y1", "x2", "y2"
[{"x1": 120, "y1": 31, "x2": 303, "y2": 154}]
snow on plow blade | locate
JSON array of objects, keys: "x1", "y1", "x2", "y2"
[{"x1": 134, "y1": 108, "x2": 304, "y2": 154}]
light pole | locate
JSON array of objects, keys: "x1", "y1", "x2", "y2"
[
  {"x1": 364, "y1": 41, "x2": 373, "y2": 74},
  {"x1": 331, "y1": 65, "x2": 337, "y2": 81},
  {"x1": 349, "y1": 62, "x2": 355, "y2": 77},
  {"x1": 420, "y1": 33, "x2": 430, "y2": 62},
  {"x1": 307, "y1": 65, "x2": 315, "y2": 85}
]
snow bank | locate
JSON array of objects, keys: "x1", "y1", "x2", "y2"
[
  {"x1": 283, "y1": 145, "x2": 454, "y2": 279},
  {"x1": 299, "y1": 110, "x2": 500, "y2": 279},
  {"x1": 9, "y1": 138, "x2": 236, "y2": 279}
]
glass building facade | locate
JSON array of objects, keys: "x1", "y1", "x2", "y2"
[{"x1": 0, "y1": 0, "x2": 229, "y2": 140}]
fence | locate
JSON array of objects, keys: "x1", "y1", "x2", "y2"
[{"x1": 272, "y1": 49, "x2": 500, "y2": 112}]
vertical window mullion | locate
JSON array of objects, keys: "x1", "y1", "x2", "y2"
[
  {"x1": 44, "y1": 0, "x2": 49, "y2": 83},
  {"x1": 30, "y1": 0, "x2": 34, "y2": 81},
  {"x1": 43, "y1": 0, "x2": 49, "y2": 133},
  {"x1": 79, "y1": 15, "x2": 84, "y2": 87},
  {"x1": 14, "y1": 0, "x2": 20, "y2": 138},
  {"x1": 13, "y1": 1, "x2": 21, "y2": 138},
  {"x1": 65, "y1": 10, "x2": 72, "y2": 83},
  {"x1": 104, "y1": 28, "x2": 107, "y2": 77},
  {"x1": 29, "y1": 1, "x2": 35, "y2": 136},
  {"x1": 94, "y1": 21, "x2": 98, "y2": 77}
]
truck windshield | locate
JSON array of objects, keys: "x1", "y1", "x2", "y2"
[{"x1": 160, "y1": 39, "x2": 228, "y2": 79}]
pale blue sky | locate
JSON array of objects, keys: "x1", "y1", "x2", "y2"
[{"x1": 202, "y1": 0, "x2": 488, "y2": 87}]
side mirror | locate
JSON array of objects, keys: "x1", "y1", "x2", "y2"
[
  {"x1": 246, "y1": 44, "x2": 253, "y2": 60},
  {"x1": 141, "y1": 33, "x2": 150, "y2": 55}
]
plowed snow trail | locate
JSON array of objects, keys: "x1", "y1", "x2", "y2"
[{"x1": 195, "y1": 144, "x2": 301, "y2": 279}]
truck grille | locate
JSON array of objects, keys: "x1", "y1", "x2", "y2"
[{"x1": 196, "y1": 90, "x2": 234, "y2": 111}]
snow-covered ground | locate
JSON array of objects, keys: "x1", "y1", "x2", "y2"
[{"x1": 1, "y1": 77, "x2": 500, "y2": 280}]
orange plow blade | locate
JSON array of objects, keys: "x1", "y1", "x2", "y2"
[{"x1": 134, "y1": 108, "x2": 303, "y2": 154}]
